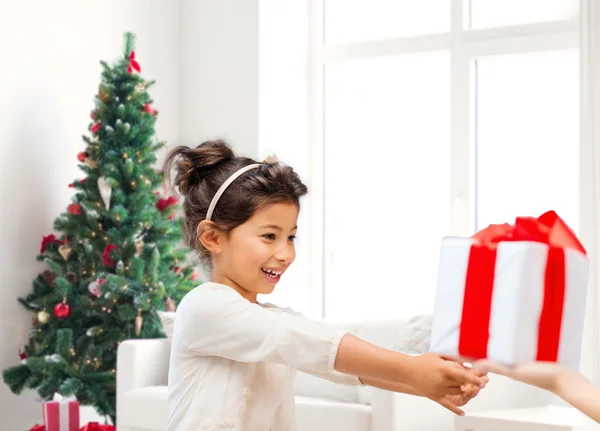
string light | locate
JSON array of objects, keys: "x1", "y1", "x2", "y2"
[{"x1": 123, "y1": 153, "x2": 129, "y2": 159}]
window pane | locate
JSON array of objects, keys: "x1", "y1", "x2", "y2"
[
  {"x1": 469, "y1": 0, "x2": 578, "y2": 29},
  {"x1": 475, "y1": 50, "x2": 579, "y2": 234},
  {"x1": 325, "y1": 0, "x2": 450, "y2": 45},
  {"x1": 324, "y1": 51, "x2": 450, "y2": 323}
]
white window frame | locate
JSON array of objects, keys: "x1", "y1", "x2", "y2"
[{"x1": 307, "y1": 0, "x2": 586, "y2": 320}]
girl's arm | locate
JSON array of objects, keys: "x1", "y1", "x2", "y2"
[
  {"x1": 359, "y1": 377, "x2": 421, "y2": 396},
  {"x1": 334, "y1": 334, "x2": 486, "y2": 415},
  {"x1": 474, "y1": 360, "x2": 600, "y2": 424}
]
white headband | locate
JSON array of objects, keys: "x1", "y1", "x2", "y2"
[{"x1": 205, "y1": 154, "x2": 278, "y2": 221}]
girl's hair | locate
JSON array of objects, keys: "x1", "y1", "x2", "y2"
[{"x1": 163, "y1": 140, "x2": 308, "y2": 263}]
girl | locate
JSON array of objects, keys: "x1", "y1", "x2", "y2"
[
  {"x1": 473, "y1": 360, "x2": 600, "y2": 424},
  {"x1": 163, "y1": 140, "x2": 488, "y2": 431}
]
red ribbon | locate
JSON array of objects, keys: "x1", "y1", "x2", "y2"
[
  {"x1": 79, "y1": 422, "x2": 115, "y2": 431},
  {"x1": 128, "y1": 51, "x2": 141, "y2": 73},
  {"x1": 458, "y1": 211, "x2": 585, "y2": 361}
]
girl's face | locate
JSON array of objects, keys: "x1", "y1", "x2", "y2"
[{"x1": 212, "y1": 202, "x2": 299, "y2": 302}]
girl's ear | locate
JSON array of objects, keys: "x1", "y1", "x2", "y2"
[{"x1": 197, "y1": 220, "x2": 223, "y2": 254}]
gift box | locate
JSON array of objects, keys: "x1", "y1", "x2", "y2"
[
  {"x1": 42, "y1": 396, "x2": 80, "y2": 431},
  {"x1": 429, "y1": 211, "x2": 589, "y2": 369}
]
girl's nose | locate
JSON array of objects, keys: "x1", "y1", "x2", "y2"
[{"x1": 275, "y1": 243, "x2": 295, "y2": 264}]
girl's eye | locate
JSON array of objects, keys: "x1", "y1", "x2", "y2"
[
  {"x1": 288, "y1": 235, "x2": 297, "y2": 242},
  {"x1": 263, "y1": 233, "x2": 276, "y2": 240}
]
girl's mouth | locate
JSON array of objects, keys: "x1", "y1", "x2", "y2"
[{"x1": 261, "y1": 268, "x2": 282, "y2": 283}]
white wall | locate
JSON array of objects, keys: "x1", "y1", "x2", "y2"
[
  {"x1": 179, "y1": 0, "x2": 260, "y2": 159},
  {"x1": 0, "y1": 1, "x2": 181, "y2": 428}
]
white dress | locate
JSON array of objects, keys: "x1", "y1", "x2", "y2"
[{"x1": 166, "y1": 282, "x2": 362, "y2": 431}]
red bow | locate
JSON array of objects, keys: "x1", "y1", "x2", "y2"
[
  {"x1": 40, "y1": 234, "x2": 63, "y2": 254},
  {"x1": 472, "y1": 210, "x2": 586, "y2": 254},
  {"x1": 128, "y1": 51, "x2": 141, "y2": 73},
  {"x1": 79, "y1": 422, "x2": 116, "y2": 431}
]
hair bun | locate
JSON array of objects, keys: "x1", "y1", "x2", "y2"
[{"x1": 164, "y1": 140, "x2": 234, "y2": 195}]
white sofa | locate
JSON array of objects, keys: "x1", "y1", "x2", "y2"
[{"x1": 116, "y1": 317, "x2": 558, "y2": 431}]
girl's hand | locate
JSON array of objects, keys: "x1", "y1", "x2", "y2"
[
  {"x1": 445, "y1": 363, "x2": 488, "y2": 407},
  {"x1": 407, "y1": 353, "x2": 487, "y2": 414},
  {"x1": 472, "y1": 359, "x2": 573, "y2": 393}
]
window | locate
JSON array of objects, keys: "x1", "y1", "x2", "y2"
[{"x1": 302, "y1": 0, "x2": 582, "y2": 323}]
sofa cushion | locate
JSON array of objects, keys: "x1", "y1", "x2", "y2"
[
  {"x1": 295, "y1": 395, "x2": 371, "y2": 431},
  {"x1": 157, "y1": 311, "x2": 175, "y2": 342},
  {"x1": 294, "y1": 370, "x2": 359, "y2": 404},
  {"x1": 119, "y1": 386, "x2": 168, "y2": 429}
]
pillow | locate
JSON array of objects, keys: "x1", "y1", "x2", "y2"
[{"x1": 157, "y1": 311, "x2": 176, "y2": 342}]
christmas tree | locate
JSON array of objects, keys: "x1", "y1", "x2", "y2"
[{"x1": 2, "y1": 32, "x2": 197, "y2": 423}]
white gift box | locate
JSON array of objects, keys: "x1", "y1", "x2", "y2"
[{"x1": 429, "y1": 224, "x2": 589, "y2": 369}]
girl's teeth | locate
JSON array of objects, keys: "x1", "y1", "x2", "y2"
[{"x1": 262, "y1": 269, "x2": 281, "y2": 277}]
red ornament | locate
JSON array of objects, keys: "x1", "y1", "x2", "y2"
[
  {"x1": 91, "y1": 122, "x2": 101, "y2": 134},
  {"x1": 68, "y1": 204, "x2": 82, "y2": 215},
  {"x1": 102, "y1": 244, "x2": 118, "y2": 268},
  {"x1": 128, "y1": 51, "x2": 141, "y2": 74},
  {"x1": 191, "y1": 268, "x2": 200, "y2": 281},
  {"x1": 19, "y1": 349, "x2": 27, "y2": 360},
  {"x1": 77, "y1": 151, "x2": 88, "y2": 162},
  {"x1": 54, "y1": 301, "x2": 71, "y2": 319},
  {"x1": 156, "y1": 196, "x2": 178, "y2": 212},
  {"x1": 142, "y1": 103, "x2": 158, "y2": 116},
  {"x1": 40, "y1": 234, "x2": 63, "y2": 254},
  {"x1": 169, "y1": 213, "x2": 175, "y2": 221}
]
